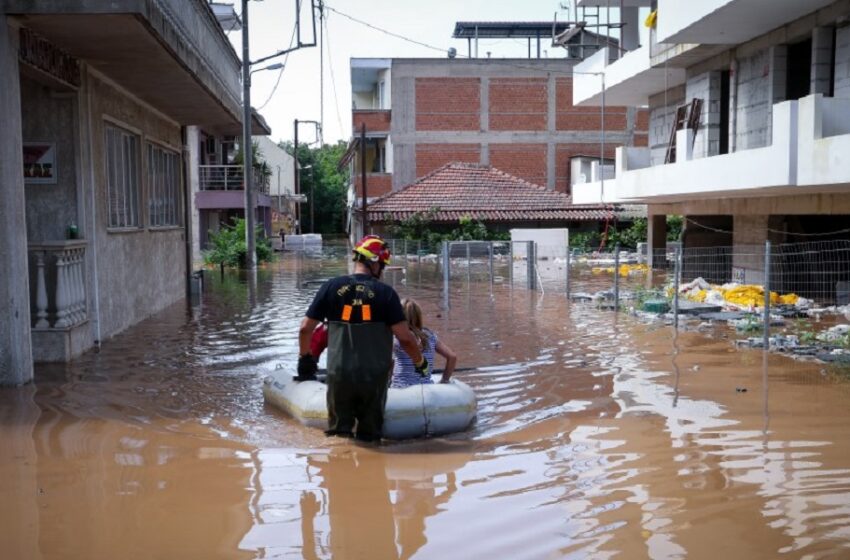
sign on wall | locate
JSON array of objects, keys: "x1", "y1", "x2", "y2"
[{"x1": 23, "y1": 143, "x2": 57, "y2": 184}]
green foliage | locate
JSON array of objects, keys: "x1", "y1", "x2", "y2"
[
  {"x1": 667, "y1": 215, "x2": 684, "y2": 241},
  {"x1": 387, "y1": 210, "x2": 509, "y2": 248},
  {"x1": 203, "y1": 218, "x2": 272, "y2": 268},
  {"x1": 281, "y1": 140, "x2": 349, "y2": 234},
  {"x1": 233, "y1": 141, "x2": 273, "y2": 183}
]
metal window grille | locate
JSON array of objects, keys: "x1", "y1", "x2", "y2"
[
  {"x1": 105, "y1": 124, "x2": 140, "y2": 228},
  {"x1": 147, "y1": 144, "x2": 181, "y2": 227}
]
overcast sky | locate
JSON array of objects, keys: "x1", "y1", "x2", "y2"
[{"x1": 228, "y1": 1, "x2": 635, "y2": 145}]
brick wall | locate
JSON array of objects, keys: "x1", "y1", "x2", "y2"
[
  {"x1": 555, "y1": 143, "x2": 620, "y2": 194},
  {"x1": 415, "y1": 78, "x2": 480, "y2": 131},
  {"x1": 354, "y1": 173, "x2": 393, "y2": 198},
  {"x1": 489, "y1": 78, "x2": 547, "y2": 130},
  {"x1": 352, "y1": 110, "x2": 391, "y2": 134},
  {"x1": 555, "y1": 78, "x2": 628, "y2": 131},
  {"x1": 686, "y1": 71, "x2": 722, "y2": 159},
  {"x1": 735, "y1": 47, "x2": 774, "y2": 150},
  {"x1": 415, "y1": 144, "x2": 480, "y2": 178},
  {"x1": 490, "y1": 144, "x2": 547, "y2": 186},
  {"x1": 835, "y1": 26, "x2": 850, "y2": 98},
  {"x1": 649, "y1": 86, "x2": 685, "y2": 166}
]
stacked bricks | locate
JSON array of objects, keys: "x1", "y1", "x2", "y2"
[
  {"x1": 489, "y1": 78, "x2": 547, "y2": 130},
  {"x1": 354, "y1": 174, "x2": 392, "y2": 198},
  {"x1": 489, "y1": 144, "x2": 547, "y2": 187},
  {"x1": 415, "y1": 144, "x2": 480, "y2": 179},
  {"x1": 352, "y1": 110, "x2": 391, "y2": 134},
  {"x1": 415, "y1": 78, "x2": 480, "y2": 131}
]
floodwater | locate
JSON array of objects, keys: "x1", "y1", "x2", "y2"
[{"x1": 3, "y1": 246, "x2": 850, "y2": 560}]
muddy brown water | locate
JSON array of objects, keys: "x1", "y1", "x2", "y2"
[{"x1": 3, "y1": 248, "x2": 850, "y2": 559}]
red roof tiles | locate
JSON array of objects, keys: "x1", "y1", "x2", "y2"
[{"x1": 367, "y1": 162, "x2": 616, "y2": 223}]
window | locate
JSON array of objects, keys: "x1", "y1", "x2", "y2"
[
  {"x1": 105, "y1": 124, "x2": 141, "y2": 229},
  {"x1": 147, "y1": 143, "x2": 182, "y2": 227}
]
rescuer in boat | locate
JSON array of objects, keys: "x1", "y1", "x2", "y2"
[{"x1": 297, "y1": 235, "x2": 428, "y2": 441}]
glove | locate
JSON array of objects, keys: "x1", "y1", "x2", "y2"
[
  {"x1": 295, "y1": 353, "x2": 318, "y2": 381},
  {"x1": 414, "y1": 355, "x2": 430, "y2": 377}
]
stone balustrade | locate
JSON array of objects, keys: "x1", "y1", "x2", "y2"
[{"x1": 28, "y1": 241, "x2": 88, "y2": 330}]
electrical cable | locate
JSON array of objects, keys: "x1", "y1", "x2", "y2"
[
  {"x1": 256, "y1": 23, "x2": 298, "y2": 111},
  {"x1": 323, "y1": 12, "x2": 345, "y2": 136}
]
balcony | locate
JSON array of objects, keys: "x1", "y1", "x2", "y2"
[
  {"x1": 353, "y1": 110, "x2": 392, "y2": 135},
  {"x1": 797, "y1": 94, "x2": 850, "y2": 187},
  {"x1": 656, "y1": 0, "x2": 835, "y2": 45},
  {"x1": 573, "y1": 99, "x2": 799, "y2": 204},
  {"x1": 354, "y1": 173, "x2": 393, "y2": 198},
  {"x1": 28, "y1": 241, "x2": 90, "y2": 362},
  {"x1": 6, "y1": 0, "x2": 244, "y2": 130},
  {"x1": 197, "y1": 165, "x2": 272, "y2": 210}
]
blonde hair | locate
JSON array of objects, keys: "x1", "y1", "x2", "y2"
[{"x1": 402, "y1": 298, "x2": 429, "y2": 351}]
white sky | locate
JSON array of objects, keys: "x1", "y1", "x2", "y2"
[{"x1": 229, "y1": 0, "x2": 634, "y2": 145}]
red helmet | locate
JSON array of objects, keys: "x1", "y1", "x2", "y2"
[{"x1": 353, "y1": 235, "x2": 391, "y2": 265}]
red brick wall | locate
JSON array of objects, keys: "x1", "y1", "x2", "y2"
[
  {"x1": 352, "y1": 110, "x2": 391, "y2": 134},
  {"x1": 555, "y1": 143, "x2": 620, "y2": 194},
  {"x1": 555, "y1": 78, "x2": 629, "y2": 131},
  {"x1": 354, "y1": 173, "x2": 392, "y2": 198},
  {"x1": 415, "y1": 144, "x2": 480, "y2": 179},
  {"x1": 415, "y1": 78, "x2": 480, "y2": 131},
  {"x1": 489, "y1": 78, "x2": 547, "y2": 130},
  {"x1": 489, "y1": 144, "x2": 547, "y2": 186}
]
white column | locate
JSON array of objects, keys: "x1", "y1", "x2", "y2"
[
  {"x1": 34, "y1": 251, "x2": 49, "y2": 329},
  {"x1": 0, "y1": 18, "x2": 33, "y2": 385},
  {"x1": 54, "y1": 252, "x2": 70, "y2": 328}
]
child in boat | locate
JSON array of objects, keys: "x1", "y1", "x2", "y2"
[{"x1": 391, "y1": 299, "x2": 457, "y2": 388}]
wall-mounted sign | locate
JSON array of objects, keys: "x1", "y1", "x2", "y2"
[
  {"x1": 23, "y1": 143, "x2": 57, "y2": 184},
  {"x1": 19, "y1": 28, "x2": 81, "y2": 88}
]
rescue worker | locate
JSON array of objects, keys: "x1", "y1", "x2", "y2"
[{"x1": 297, "y1": 235, "x2": 428, "y2": 441}]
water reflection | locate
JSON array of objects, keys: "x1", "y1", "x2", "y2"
[{"x1": 2, "y1": 247, "x2": 850, "y2": 559}]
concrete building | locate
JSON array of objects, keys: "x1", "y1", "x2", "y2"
[
  {"x1": 348, "y1": 22, "x2": 649, "y2": 238},
  {"x1": 0, "y1": 0, "x2": 263, "y2": 385},
  {"x1": 571, "y1": 0, "x2": 850, "y2": 283}
]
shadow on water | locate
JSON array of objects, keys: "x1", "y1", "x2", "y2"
[{"x1": 2, "y1": 245, "x2": 850, "y2": 558}]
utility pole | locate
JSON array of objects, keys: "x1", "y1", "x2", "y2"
[
  {"x1": 241, "y1": 0, "x2": 256, "y2": 269},
  {"x1": 293, "y1": 118, "x2": 300, "y2": 235},
  {"x1": 319, "y1": 1, "x2": 324, "y2": 145},
  {"x1": 360, "y1": 123, "x2": 368, "y2": 237}
]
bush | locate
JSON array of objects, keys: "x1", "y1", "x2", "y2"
[{"x1": 204, "y1": 218, "x2": 272, "y2": 268}]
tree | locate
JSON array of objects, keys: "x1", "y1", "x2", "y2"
[{"x1": 281, "y1": 140, "x2": 349, "y2": 234}]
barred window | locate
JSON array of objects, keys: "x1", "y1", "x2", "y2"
[
  {"x1": 105, "y1": 124, "x2": 141, "y2": 228},
  {"x1": 147, "y1": 144, "x2": 181, "y2": 227}
]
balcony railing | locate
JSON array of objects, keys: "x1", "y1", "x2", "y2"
[
  {"x1": 200, "y1": 165, "x2": 270, "y2": 194},
  {"x1": 28, "y1": 241, "x2": 88, "y2": 330}
]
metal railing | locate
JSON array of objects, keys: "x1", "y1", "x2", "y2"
[{"x1": 199, "y1": 165, "x2": 270, "y2": 193}]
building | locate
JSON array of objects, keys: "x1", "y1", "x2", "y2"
[
  {"x1": 0, "y1": 0, "x2": 264, "y2": 385},
  {"x1": 187, "y1": 130, "x2": 285, "y2": 266},
  {"x1": 348, "y1": 21, "x2": 649, "y2": 238},
  {"x1": 571, "y1": 0, "x2": 850, "y2": 284}
]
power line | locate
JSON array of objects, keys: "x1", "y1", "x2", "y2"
[
  {"x1": 323, "y1": 11, "x2": 344, "y2": 136},
  {"x1": 323, "y1": 4, "x2": 446, "y2": 54},
  {"x1": 256, "y1": 23, "x2": 298, "y2": 111}
]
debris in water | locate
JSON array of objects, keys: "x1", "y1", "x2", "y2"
[{"x1": 735, "y1": 387, "x2": 748, "y2": 393}]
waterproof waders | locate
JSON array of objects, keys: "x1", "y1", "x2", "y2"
[{"x1": 326, "y1": 321, "x2": 394, "y2": 440}]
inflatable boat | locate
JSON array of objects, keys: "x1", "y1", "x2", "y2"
[{"x1": 263, "y1": 372, "x2": 477, "y2": 440}]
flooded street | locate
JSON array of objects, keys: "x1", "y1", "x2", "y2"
[{"x1": 3, "y1": 248, "x2": 850, "y2": 559}]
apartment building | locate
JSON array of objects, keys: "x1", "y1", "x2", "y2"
[
  {"x1": 348, "y1": 22, "x2": 649, "y2": 237},
  {"x1": 0, "y1": 0, "x2": 266, "y2": 384},
  {"x1": 571, "y1": 0, "x2": 850, "y2": 281}
]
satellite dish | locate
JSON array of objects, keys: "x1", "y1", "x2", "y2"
[{"x1": 448, "y1": 47, "x2": 457, "y2": 59}]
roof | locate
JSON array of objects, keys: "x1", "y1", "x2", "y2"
[
  {"x1": 453, "y1": 21, "x2": 573, "y2": 39},
  {"x1": 452, "y1": 21, "x2": 619, "y2": 45},
  {"x1": 367, "y1": 163, "x2": 618, "y2": 223}
]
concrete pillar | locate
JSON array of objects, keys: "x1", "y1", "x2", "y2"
[
  {"x1": 621, "y1": 8, "x2": 640, "y2": 52},
  {"x1": 186, "y1": 126, "x2": 202, "y2": 266},
  {"x1": 811, "y1": 27, "x2": 834, "y2": 96},
  {"x1": 0, "y1": 19, "x2": 34, "y2": 385},
  {"x1": 647, "y1": 213, "x2": 667, "y2": 269},
  {"x1": 479, "y1": 77, "x2": 489, "y2": 132}
]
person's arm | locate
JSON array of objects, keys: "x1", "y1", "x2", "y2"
[
  {"x1": 390, "y1": 321, "x2": 424, "y2": 366},
  {"x1": 435, "y1": 339, "x2": 457, "y2": 383},
  {"x1": 299, "y1": 317, "x2": 321, "y2": 357}
]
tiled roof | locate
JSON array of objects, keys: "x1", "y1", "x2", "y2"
[{"x1": 367, "y1": 163, "x2": 618, "y2": 223}]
